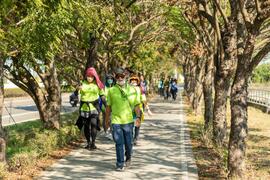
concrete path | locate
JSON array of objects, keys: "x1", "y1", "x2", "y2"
[{"x1": 38, "y1": 96, "x2": 198, "y2": 180}]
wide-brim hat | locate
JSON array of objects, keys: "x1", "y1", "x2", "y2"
[{"x1": 129, "y1": 74, "x2": 140, "y2": 84}]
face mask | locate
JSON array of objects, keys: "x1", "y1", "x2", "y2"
[
  {"x1": 131, "y1": 82, "x2": 138, "y2": 86},
  {"x1": 107, "y1": 79, "x2": 113, "y2": 84},
  {"x1": 117, "y1": 79, "x2": 126, "y2": 86}
]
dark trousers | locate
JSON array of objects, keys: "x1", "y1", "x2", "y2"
[
  {"x1": 134, "y1": 126, "x2": 140, "y2": 140},
  {"x1": 83, "y1": 114, "x2": 98, "y2": 145}
]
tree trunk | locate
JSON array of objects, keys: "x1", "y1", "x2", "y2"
[
  {"x1": 183, "y1": 57, "x2": 193, "y2": 97},
  {"x1": 213, "y1": 76, "x2": 230, "y2": 145},
  {"x1": 227, "y1": 16, "x2": 261, "y2": 177},
  {"x1": 6, "y1": 58, "x2": 61, "y2": 129},
  {"x1": 203, "y1": 56, "x2": 214, "y2": 130},
  {"x1": 213, "y1": 23, "x2": 237, "y2": 146},
  {"x1": 192, "y1": 57, "x2": 204, "y2": 115},
  {"x1": 228, "y1": 68, "x2": 249, "y2": 178},
  {"x1": 37, "y1": 60, "x2": 61, "y2": 129},
  {"x1": 0, "y1": 57, "x2": 6, "y2": 163},
  {"x1": 86, "y1": 32, "x2": 99, "y2": 70},
  {"x1": 183, "y1": 56, "x2": 203, "y2": 114}
]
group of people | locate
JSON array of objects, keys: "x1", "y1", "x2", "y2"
[
  {"x1": 75, "y1": 67, "x2": 151, "y2": 171},
  {"x1": 158, "y1": 77, "x2": 178, "y2": 100}
]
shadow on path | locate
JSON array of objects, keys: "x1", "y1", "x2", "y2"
[{"x1": 39, "y1": 96, "x2": 198, "y2": 180}]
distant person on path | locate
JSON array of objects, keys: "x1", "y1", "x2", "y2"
[
  {"x1": 164, "y1": 76, "x2": 171, "y2": 100},
  {"x1": 158, "y1": 78, "x2": 164, "y2": 96},
  {"x1": 75, "y1": 67, "x2": 106, "y2": 150},
  {"x1": 140, "y1": 74, "x2": 148, "y2": 95},
  {"x1": 170, "y1": 78, "x2": 178, "y2": 101},
  {"x1": 105, "y1": 68, "x2": 141, "y2": 171}
]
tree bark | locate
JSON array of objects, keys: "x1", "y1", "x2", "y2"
[
  {"x1": 203, "y1": 56, "x2": 214, "y2": 130},
  {"x1": 86, "y1": 32, "x2": 99, "y2": 71},
  {"x1": 213, "y1": 21, "x2": 237, "y2": 146},
  {"x1": 192, "y1": 57, "x2": 204, "y2": 115},
  {"x1": 228, "y1": 62, "x2": 249, "y2": 178},
  {"x1": 39, "y1": 60, "x2": 61, "y2": 129},
  {"x1": 0, "y1": 57, "x2": 6, "y2": 163}
]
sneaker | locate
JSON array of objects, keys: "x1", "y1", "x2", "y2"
[
  {"x1": 125, "y1": 159, "x2": 131, "y2": 168},
  {"x1": 133, "y1": 138, "x2": 137, "y2": 146},
  {"x1": 106, "y1": 133, "x2": 113, "y2": 140},
  {"x1": 90, "y1": 143, "x2": 97, "y2": 150},
  {"x1": 84, "y1": 143, "x2": 90, "y2": 149},
  {"x1": 115, "y1": 166, "x2": 125, "y2": 171}
]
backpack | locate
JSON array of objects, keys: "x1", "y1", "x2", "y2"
[{"x1": 171, "y1": 84, "x2": 178, "y2": 92}]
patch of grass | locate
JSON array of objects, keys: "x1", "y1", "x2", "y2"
[
  {"x1": 249, "y1": 82, "x2": 270, "y2": 90},
  {"x1": 3, "y1": 111, "x2": 81, "y2": 176},
  {"x1": 186, "y1": 108, "x2": 227, "y2": 179},
  {"x1": 245, "y1": 106, "x2": 270, "y2": 179},
  {"x1": 185, "y1": 96, "x2": 270, "y2": 179},
  {"x1": 4, "y1": 86, "x2": 74, "y2": 98},
  {"x1": 4, "y1": 88, "x2": 29, "y2": 98}
]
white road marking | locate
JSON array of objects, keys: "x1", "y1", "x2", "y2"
[{"x1": 179, "y1": 97, "x2": 189, "y2": 179}]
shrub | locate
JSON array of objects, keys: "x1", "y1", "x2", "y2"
[
  {"x1": 0, "y1": 162, "x2": 8, "y2": 179},
  {"x1": 9, "y1": 151, "x2": 38, "y2": 171},
  {"x1": 5, "y1": 111, "x2": 81, "y2": 175}
]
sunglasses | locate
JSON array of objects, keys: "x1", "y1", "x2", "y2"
[
  {"x1": 116, "y1": 74, "x2": 125, "y2": 79},
  {"x1": 130, "y1": 78, "x2": 138, "y2": 81}
]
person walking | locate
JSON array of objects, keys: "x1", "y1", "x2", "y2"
[
  {"x1": 158, "y1": 78, "x2": 164, "y2": 96},
  {"x1": 170, "y1": 78, "x2": 178, "y2": 101},
  {"x1": 75, "y1": 67, "x2": 106, "y2": 150},
  {"x1": 105, "y1": 68, "x2": 141, "y2": 171},
  {"x1": 129, "y1": 74, "x2": 144, "y2": 145},
  {"x1": 102, "y1": 73, "x2": 115, "y2": 140},
  {"x1": 164, "y1": 76, "x2": 171, "y2": 100}
]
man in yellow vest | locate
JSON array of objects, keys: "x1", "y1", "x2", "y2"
[{"x1": 105, "y1": 68, "x2": 141, "y2": 171}]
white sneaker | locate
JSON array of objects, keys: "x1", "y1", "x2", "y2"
[{"x1": 106, "y1": 133, "x2": 113, "y2": 140}]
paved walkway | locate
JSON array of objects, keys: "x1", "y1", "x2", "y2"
[{"x1": 38, "y1": 96, "x2": 198, "y2": 180}]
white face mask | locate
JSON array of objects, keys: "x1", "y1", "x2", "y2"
[
  {"x1": 131, "y1": 82, "x2": 138, "y2": 86},
  {"x1": 117, "y1": 79, "x2": 126, "y2": 86}
]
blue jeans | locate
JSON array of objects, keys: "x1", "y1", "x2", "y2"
[{"x1": 112, "y1": 123, "x2": 133, "y2": 168}]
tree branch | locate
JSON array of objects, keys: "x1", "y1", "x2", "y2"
[
  {"x1": 128, "y1": 15, "x2": 161, "y2": 43},
  {"x1": 213, "y1": 0, "x2": 229, "y2": 26},
  {"x1": 198, "y1": 10, "x2": 215, "y2": 28},
  {"x1": 237, "y1": 0, "x2": 252, "y2": 30},
  {"x1": 255, "y1": 0, "x2": 261, "y2": 14},
  {"x1": 250, "y1": 41, "x2": 270, "y2": 70}
]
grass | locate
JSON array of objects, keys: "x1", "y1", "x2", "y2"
[
  {"x1": 4, "y1": 88, "x2": 29, "y2": 98},
  {"x1": 185, "y1": 98, "x2": 270, "y2": 179},
  {"x1": 249, "y1": 82, "x2": 270, "y2": 90},
  {"x1": 4, "y1": 86, "x2": 74, "y2": 98},
  {"x1": 1, "y1": 111, "x2": 81, "y2": 179}
]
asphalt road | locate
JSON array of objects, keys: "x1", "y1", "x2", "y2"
[{"x1": 2, "y1": 93, "x2": 78, "y2": 126}]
